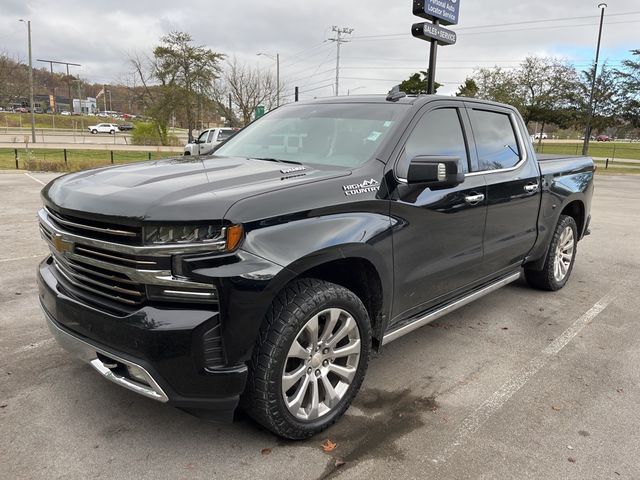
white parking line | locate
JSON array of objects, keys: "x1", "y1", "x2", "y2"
[
  {"x1": 0, "y1": 254, "x2": 46, "y2": 263},
  {"x1": 23, "y1": 172, "x2": 45, "y2": 186},
  {"x1": 431, "y1": 289, "x2": 618, "y2": 467}
]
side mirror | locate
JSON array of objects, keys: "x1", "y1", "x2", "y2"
[{"x1": 406, "y1": 156, "x2": 465, "y2": 189}]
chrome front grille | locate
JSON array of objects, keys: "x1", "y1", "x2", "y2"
[
  {"x1": 39, "y1": 207, "x2": 219, "y2": 314},
  {"x1": 52, "y1": 254, "x2": 144, "y2": 307},
  {"x1": 45, "y1": 207, "x2": 141, "y2": 244}
]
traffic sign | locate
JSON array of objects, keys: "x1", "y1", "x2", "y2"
[
  {"x1": 412, "y1": 22, "x2": 457, "y2": 46},
  {"x1": 413, "y1": 0, "x2": 460, "y2": 26},
  {"x1": 255, "y1": 105, "x2": 265, "y2": 119}
]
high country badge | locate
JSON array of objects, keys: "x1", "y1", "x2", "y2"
[{"x1": 342, "y1": 179, "x2": 380, "y2": 196}]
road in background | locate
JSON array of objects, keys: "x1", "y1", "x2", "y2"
[{"x1": 1, "y1": 173, "x2": 639, "y2": 479}]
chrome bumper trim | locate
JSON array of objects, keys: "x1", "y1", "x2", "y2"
[
  {"x1": 42, "y1": 305, "x2": 169, "y2": 403},
  {"x1": 382, "y1": 271, "x2": 522, "y2": 345}
]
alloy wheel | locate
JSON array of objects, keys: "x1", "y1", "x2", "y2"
[
  {"x1": 554, "y1": 226, "x2": 575, "y2": 282},
  {"x1": 281, "y1": 308, "x2": 361, "y2": 421}
]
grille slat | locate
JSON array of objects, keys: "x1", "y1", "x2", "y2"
[
  {"x1": 45, "y1": 207, "x2": 140, "y2": 243},
  {"x1": 53, "y1": 258, "x2": 140, "y2": 306},
  {"x1": 54, "y1": 258, "x2": 143, "y2": 298}
]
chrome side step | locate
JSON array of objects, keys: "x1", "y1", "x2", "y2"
[{"x1": 382, "y1": 271, "x2": 522, "y2": 345}]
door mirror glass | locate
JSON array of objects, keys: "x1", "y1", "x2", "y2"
[{"x1": 407, "y1": 156, "x2": 465, "y2": 188}]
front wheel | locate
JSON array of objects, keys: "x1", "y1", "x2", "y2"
[
  {"x1": 91, "y1": 129, "x2": 97, "y2": 134},
  {"x1": 525, "y1": 215, "x2": 578, "y2": 291},
  {"x1": 243, "y1": 279, "x2": 371, "y2": 439}
]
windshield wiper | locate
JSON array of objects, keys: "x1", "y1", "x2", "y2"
[{"x1": 250, "y1": 157, "x2": 303, "y2": 165}]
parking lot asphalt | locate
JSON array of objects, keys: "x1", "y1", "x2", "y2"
[{"x1": 1, "y1": 171, "x2": 638, "y2": 480}]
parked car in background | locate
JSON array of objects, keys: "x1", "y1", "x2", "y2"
[
  {"x1": 533, "y1": 132, "x2": 548, "y2": 140},
  {"x1": 88, "y1": 123, "x2": 119, "y2": 134},
  {"x1": 184, "y1": 128, "x2": 238, "y2": 155},
  {"x1": 60, "y1": 111, "x2": 71, "y2": 116},
  {"x1": 596, "y1": 135, "x2": 612, "y2": 142},
  {"x1": 118, "y1": 123, "x2": 135, "y2": 131}
]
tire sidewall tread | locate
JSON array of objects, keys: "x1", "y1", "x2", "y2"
[{"x1": 242, "y1": 278, "x2": 372, "y2": 440}]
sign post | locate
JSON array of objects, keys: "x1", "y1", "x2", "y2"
[{"x1": 412, "y1": 0, "x2": 460, "y2": 94}]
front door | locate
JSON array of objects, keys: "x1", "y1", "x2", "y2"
[
  {"x1": 197, "y1": 130, "x2": 214, "y2": 155},
  {"x1": 389, "y1": 104, "x2": 487, "y2": 326}
]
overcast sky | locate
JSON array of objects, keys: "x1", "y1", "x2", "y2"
[{"x1": 1, "y1": 0, "x2": 639, "y2": 99}]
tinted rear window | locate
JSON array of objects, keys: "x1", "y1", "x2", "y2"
[{"x1": 468, "y1": 109, "x2": 521, "y2": 171}]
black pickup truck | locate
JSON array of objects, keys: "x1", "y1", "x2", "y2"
[{"x1": 37, "y1": 93, "x2": 594, "y2": 439}]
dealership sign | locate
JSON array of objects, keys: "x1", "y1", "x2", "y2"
[
  {"x1": 411, "y1": 22, "x2": 457, "y2": 46},
  {"x1": 413, "y1": 0, "x2": 460, "y2": 26}
]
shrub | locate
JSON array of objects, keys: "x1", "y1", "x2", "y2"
[{"x1": 131, "y1": 122, "x2": 181, "y2": 146}]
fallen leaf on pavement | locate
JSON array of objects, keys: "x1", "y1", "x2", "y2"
[
  {"x1": 334, "y1": 458, "x2": 346, "y2": 468},
  {"x1": 551, "y1": 405, "x2": 562, "y2": 411},
  {"x1": 261, "y1": 448, "x2": 272, "y2": 455},
  {"x1": 568, "y1": 457, "x2": 576, "y2": 463},
  {"x1": 321, "y1": 440, "x2": 337, "y2": 453}
]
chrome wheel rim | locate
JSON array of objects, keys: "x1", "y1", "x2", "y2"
[
  {"x1": 554, "y1": 226, "x2": 575, "y2": 282},
  {"x1": 281, "y1": 308, "x2": 361, "y2": 421}
]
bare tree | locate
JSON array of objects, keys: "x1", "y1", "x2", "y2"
[
  {"x1": 220, "y1": 58, "x2": 280, "y2": 126},
  {"x1": 0, "y1": 52, "x2": 28, "y2": 108}
]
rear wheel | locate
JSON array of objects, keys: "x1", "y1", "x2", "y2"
[
  {"x1": 525, "y1": 215, "x2": 577, "y2": 291},
  {"x1": 91, "y1": 129, "x2": 97, "y2": 134},
  {"x1": 243, "y1": 278, "x2": 371, "y2": 439}
]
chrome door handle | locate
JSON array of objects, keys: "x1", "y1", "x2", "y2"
[
  {"x1": 464, "y1": 193, "x2": 485, "y2": 205},
  {"x1": 524, "y1": 183, "x2": 539, "y2": 193}
]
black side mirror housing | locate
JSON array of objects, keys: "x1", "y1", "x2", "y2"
[{"x1": 406, "y1": 156, "x2": 465, "y2": 189}]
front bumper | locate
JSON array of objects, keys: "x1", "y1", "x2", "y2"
[{"x1": 38, "y1": 258, "x2": 248, "y2": 422}]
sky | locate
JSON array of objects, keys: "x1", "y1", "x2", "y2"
[{"x1": 0, "y1": 0, "x2": 639, "y2": 99}]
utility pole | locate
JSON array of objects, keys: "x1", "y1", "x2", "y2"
[
  {"x1": 19, "y1": 19, "x2": 36, "y2": 143},
  {"x1": 73, "y1": 79, "x2": 85, "y2": 133},
  {"x1": 328, "y1": 26, "x2": 354, "y2": 96},
  {"x1": 582, "y1": 3, "x2": 607, "y2": 156},
  {"x1": 257, "y1": 52, "x2": 281, "y2": 107}
]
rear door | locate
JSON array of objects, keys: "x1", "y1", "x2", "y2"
[
  {"x1": 388, "y1": 102, "x2": 487, "y2": 325},
  {"x1": 464, "y1": 103, "x2": 540, "y2": 276}
]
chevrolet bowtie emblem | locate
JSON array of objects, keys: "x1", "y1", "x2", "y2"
[{"x1": 52, "y1": 233, "x2": 74, "y2": 254}]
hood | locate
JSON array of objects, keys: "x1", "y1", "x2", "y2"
[{"x1": 43, "y1": 156, "x2": 349, "y2": 223}]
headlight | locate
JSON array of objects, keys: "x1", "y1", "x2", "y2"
[{"x1": 143, "y1": 224, "x2": 243, "y2": 251}]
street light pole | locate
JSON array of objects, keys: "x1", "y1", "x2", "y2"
[
  {"x1": 257, "y1": 52, "x2": 281, "y2": 107},
  {"x1": 19, "y1": 19, "x2": 36, "y2": 143},
  {"x1": 582, "y1": 3, "x2": 607, "y2": 156}
]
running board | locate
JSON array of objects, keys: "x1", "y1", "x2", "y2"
[{"x1": 382, "y1": 271, "x2": 522, "y2": 345}]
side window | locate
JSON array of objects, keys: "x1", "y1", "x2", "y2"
[
  {"x1": 468, "y1": 109, "x2": 521, "y2": 171},
  {"x1": 207, "y1": 130, "x2": 215, "y2": 143},
  {"x1": 197, "y1": 130, "x2": 209, "y2": 143},
  {"x1": 398, "y1": 108, "x2": 469, "y2": 179}
]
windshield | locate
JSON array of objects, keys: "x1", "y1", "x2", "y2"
[{"x1": 214, "y1": 103, "x2": 408, "y2": 168}]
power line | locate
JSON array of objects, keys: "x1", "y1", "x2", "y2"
[
  {"x1": 350, "y1": 10, "x2": 640, "y2": 40},
  {"x1": 350, "y1": 19, "x2": 640, "y2": 43}
]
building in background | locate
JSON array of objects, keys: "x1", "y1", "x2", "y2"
[{"x1": 73, "y1": 97, "x2": 97, "y2": 115}]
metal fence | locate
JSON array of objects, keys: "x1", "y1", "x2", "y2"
[
  {"x1": 1, "y1": 148, "x2": 177, "y2": 172},
  {"x1": 533, "y1": 142, "x2": 640, "y2": 161}
]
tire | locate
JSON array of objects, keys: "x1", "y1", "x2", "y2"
[
  {"x1": 109, "y1": 130, "x2": 115, "y2": 134},
  {"x1": 243, "y1": 278, "x2": 371, "y2": 440},
  {"x1": 525, "y1": 215, "x2": 578, "y2": 291},
  {"x1": 184, "y1": 151, "x2": 190, "y2": 156},
  {"x1": 91, "y1": 129, "x2": 97, "y2": 134}
]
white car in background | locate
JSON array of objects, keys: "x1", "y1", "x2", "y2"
[
  {"x1": 184, "y1": 128, "x2": 238, "y2": 155},
  {"x1": 88, "y1": 123, "x2": 119, "y2": 134}
]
